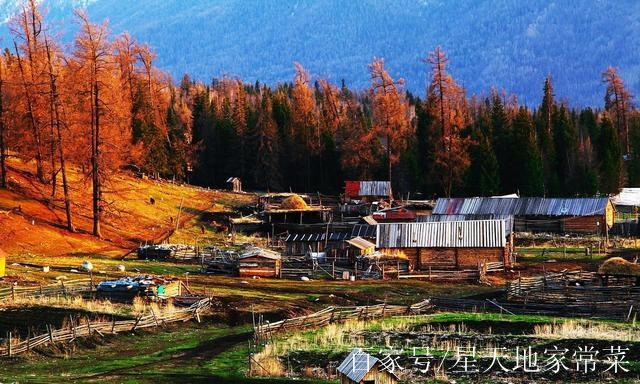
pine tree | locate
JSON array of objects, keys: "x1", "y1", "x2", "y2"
[
  {"x1": 597, "y1": 113, "x2": 622, "y2": 193},
  {"x1": 490, "y1": 92, "x2": 514, "y2": 194},
  {"x1": 552, "y1": 104, "x2": 578, "y2": 194},
  {"x1": 512, "y1": 107, "x2": 544, "y2": 196},
  {"x1": 537, "y1": 76, "x2": 559, "y2": 195},
  {"x1": 466, "y1": 102, "x2": 500, "y2": 195},
  {"x1": 249, "y1": 89, "x2": 281, "y2": 190}
]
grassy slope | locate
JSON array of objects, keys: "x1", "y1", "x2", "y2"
[{"x1": 0, "y1": 157, "x2": 254, "y2": 259}]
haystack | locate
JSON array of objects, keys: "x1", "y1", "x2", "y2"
[
  {"x1": 281, "y1": 194, "x2": 308, "y2": 210},
  {"x1": 598, "y1": 257, "x2": 640, "y2": 277}
]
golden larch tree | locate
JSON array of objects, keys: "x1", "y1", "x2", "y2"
[
  {"x1": 368, "y1": 57, "x2": 412, "y2": 191},
  {"x1": 425, "y1": 47, "x2": 472, "y2": 197}
]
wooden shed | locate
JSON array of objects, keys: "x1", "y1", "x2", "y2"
[
  {"x1": 284, "y1": 232, "x2": 350, "y2": 256},
  {"x1": 338, "y1": 348, "x2": 398, "y2": 384},
  {"x1": 226, "y1": 177, "x2": 242, "y2": 192},
  {"x1": 346, "y1": 236, "x2": 376, "y2": 256},
  {"x1": 611, "y1": 188, "x2": 640, "y2": 214},
  {"x1": 377, "y1": 220, "x2": 513, "y2": 271},
  {"x1": 238, "y1": 247, "x2": 281, "y2": 278}
]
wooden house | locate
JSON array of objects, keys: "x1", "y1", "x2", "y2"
[
  {"x1": 338, "y1": 348, "x2": 398, "y2": 384},
  {"x1": 226, "y1": 177, "x2": 242, "y2": 192},
  {"x1": 284, "y1": 224, "x2": 378, "y2": 261},
  {"x1": 433, "y1": 197, "x2": 614, "y2": 235},
  {"x1": 377, "y1": 219, "x2": 513, "y2": 271},
  {"x1": 238, "y1": 247, "x2": 281, "y2": 278}
]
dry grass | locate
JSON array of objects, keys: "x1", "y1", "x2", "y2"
[
  {"x1": 4, "y1": 295, "x2": 120, "y2": 314},
  {"x1": 533, "y1": 320, "x2": 640, "y2": 341},
  {"x1": 598, "y1": 256, "x2": 640, "y2": 276},
  {"x1": 280, "y1": 194, "x2": 308, "y2": 210},
  {"x1": 2, "y1": 294, "x2": 177, "y2": 319},
  {"x1": 0, "y1": 157, "x2": 254, "y2": 259},
  {"x1": 251, "y1": 343, "x2": 285, "y2": 377},
  {"x1": 131, "y1": 296, "x2": 176, "y2": 317}
]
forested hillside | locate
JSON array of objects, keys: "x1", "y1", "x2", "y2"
[
  {"x1": 1, "y1": 0, "x2": 638, "y2": 106},
  {"x1": 0, "y1": 1, "x2": 638, "y2": 241}
]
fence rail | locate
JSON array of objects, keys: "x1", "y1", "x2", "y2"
[
  {"x1": 506, "y1": 270, "x2": 598, "y2": 298},
  {"x1": 0, "y1": 279, "x2": 94, "y2": 302},
  {"x1": 398, "y1": 269, "x2": 480, "y2": 281},
  {"x1": 254, "y1": 299, "x2": 432, "y2": 341},
  {"x1": 0, "y1": 297, "x2": 212, "y2": 357}
]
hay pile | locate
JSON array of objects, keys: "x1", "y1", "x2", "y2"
[
  {"x1": 280, "y1": 194, "x2": 309, "y2": 210},
  {"x1": 598, "y1": 257, "x2": 640, "y2": 276}
]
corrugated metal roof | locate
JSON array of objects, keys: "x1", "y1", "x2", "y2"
[
  {"x1": 337, "y1": 348, "x2": 378, "y2": 382},
  {"x1": 239, "y1": 247, "x2": 281, "y2": 260},
  {"x1": 358, "y1": 181, "x2": 391, "y2": 196},
  {"x1": 433, "y1": 197, "x2": 610, "y2": 217},
  {"x1": 351, "y1": 224, "x2": 377, "y2": 239},
  {"x1": 284, "y1": 232, "x2": 350, "y2": 243},
  {"x1": 611, "y1": 188, "x2": 640, "y2": 206},
  {"x1": 377, "y1": 220, "x2": 507, "y2": 248},
  {"x1": 346, "y1": 236, "x2": 376, "y2": 250},
  {"x1": 418, "y1": 214, "x2": 514, "y2": 235}
]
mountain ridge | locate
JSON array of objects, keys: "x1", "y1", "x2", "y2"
[{"x1": 0, "y1": 0, "x2": 638, "y2": 106}]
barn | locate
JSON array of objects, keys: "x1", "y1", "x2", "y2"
[
  {"x1": 238, "y1": 247, "x2": 282, "y2": 278},
  {"x1": 337, "y1": 348, "x2": 398, "y2": 384},
  {"x1": 377, "y1": 219, "x2": 513, "y2": 271},
  {"x1": 433, "y1": 197, "x2": 614, "y2": 235}
]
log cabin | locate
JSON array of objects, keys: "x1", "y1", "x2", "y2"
[{"x1": 376, "y1": 219, "x2": 513, "y2": 271}]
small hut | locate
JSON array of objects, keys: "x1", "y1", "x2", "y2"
[
  {"x1": 227, "y1": 177, "x2": 242, "y2": 192},
  {"x1": 238, "y1": 247, "x2": 282, "y2": 278},
  {"x1": 346, "y1": 236, "x2": 376, "y2": 256},
  {"x1": 338, "y1": 348, "x2": 398, "y2": 384}
]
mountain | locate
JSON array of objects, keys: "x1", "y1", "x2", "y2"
[{"x1": 0, "y1": 0, "x2": 638, "y2": 106}]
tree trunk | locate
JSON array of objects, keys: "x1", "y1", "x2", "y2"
[
  {"x1": 0, "y1": 59, "x2": 6, "y2": 188},
  {"x1": 49, "y1": 86, "x2": 57, "y2": 198},
  {"x1": 45, "y1": 38, "x2": 74, "y2": 232},
  {"x1": 14, "y1": 41, "x2": 45, "y2": 183},
  {"x1": 92, "y1": 72, "x2": 102, "y2": 238}
]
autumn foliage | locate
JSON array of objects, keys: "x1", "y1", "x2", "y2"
[{"x1": 0, "y1": 2, "x2": 638, "y2": 238}]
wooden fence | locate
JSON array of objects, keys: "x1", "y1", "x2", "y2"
[
  {"x1": 254, "y1": 299, "x2": 432, "y2": 341},
  {"x1": 431, "y1": 296, "x2": 638, "y2": 320},
  {"x1": 506, "y1": 270, "x2": 598, "y2": 298},
  {"x1": 0, "y1": 297, "x2": 212, "y2": 357},
  {"x1": 0, "y1": 279, "x2": 94, "y2": 302},
  {"x1": 398, "y1": 269, "x2": 481, "y2": 281}
]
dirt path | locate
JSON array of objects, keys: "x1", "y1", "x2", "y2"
[{"x1": 67, "y1": 331, "x2": 250, "y2": 382}]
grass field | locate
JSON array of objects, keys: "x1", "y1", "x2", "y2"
[{"x1": 2, "y1": 157, "x2": 640, "y2": 383}]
